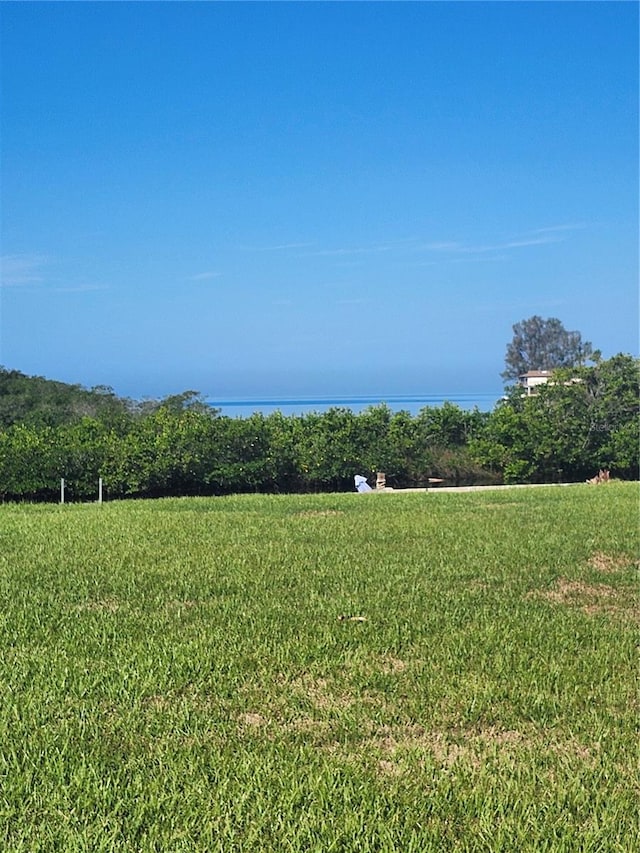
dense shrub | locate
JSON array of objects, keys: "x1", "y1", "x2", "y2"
[{"x1": 0, "y1": 356, "x2": 637, "y2": 500}]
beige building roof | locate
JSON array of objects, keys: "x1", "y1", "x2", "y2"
[{"x1": 519, "y1": 370, "x2": 552, "y2": 378}]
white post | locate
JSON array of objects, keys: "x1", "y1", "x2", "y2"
[
  {"x1": 60, "y1": 478, "x2": 65, "y2": 504},
  {"x1": 98, "y1": 477, "x2": 103, "y2": 504}
]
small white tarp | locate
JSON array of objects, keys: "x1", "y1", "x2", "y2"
[{"x1": 354, "y1": 475, "x2": 373, "y2": 493}]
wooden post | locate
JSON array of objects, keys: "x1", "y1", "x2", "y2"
[{"x1": 376, "y1": 472, "x2": 386, "y2": 491}]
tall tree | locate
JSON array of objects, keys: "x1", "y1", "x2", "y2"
[
  {"x1": 502, "y1": 316, "x2": 593, "y2": 381},
  {"x1": 473, "y1": 354, "x2": 639, "y2": 483}
]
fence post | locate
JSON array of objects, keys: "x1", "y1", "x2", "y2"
[
  {"x1": 60, "y1": 478, "x2": 65, "y2": 504},
  {"x1": 98, "y1": 478, "x2": 103, "y2": 504}
]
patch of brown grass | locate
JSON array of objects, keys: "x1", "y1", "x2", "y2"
[
  {"x1": 467, "y1": 580, "x2": 489, "y2": 592},
  {"x1": 339, "y1": 721, "x2": 601, "y2": 779},
  {"x1": 145, "y1": 694, "x2": 171, "y2": 710},
  {"x1": 588, "y1": 551, "x2": 636, "y2": 575},
  {"x1": 238, "y1": 711, "x2": 267, "y2": 728},
  {"x1": 320, "y1": 722, "x2": 531, "y2": 777},
  {"x1": 238, "y1": 674, "x2": 354, "y2": 735},
  {"x1": 368, "y1": 723, "x2": 527, "y2": 769},
  {"x1": 165, "y1": 599, "x2": 197, "y2": 612},
  {"x1": 236, "y1": 669, "x2": 606, "y2": 779},
  {"x1": 369, "y1": 724, "x2": 475, "y2": 769},
  {"x1": 376, "y1": 654, "x2": 407, "y2": 675},
  {"x1": 295, "y1": 510, "x2": 344, "y2": 518},
  {"x1": 377, "y1": 758, "x2": 402, "y2": 776},
  {"x1": 527, "y1": 577, "x2": 637, "y2": 621},
  {"x1": 291, "y1": 676, "x2": 339, "y2": 711},
  {"x1": 543, "y1": 578, "x2": 617, "y2": 604}
]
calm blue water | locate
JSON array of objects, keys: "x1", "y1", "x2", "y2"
[{"x1": 206, "y1": 393, "x2": 501, "y2": 418}]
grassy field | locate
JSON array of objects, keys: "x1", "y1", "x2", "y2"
[{"x1": 0, "y1": 483, "x2": 637, "y2": 851}]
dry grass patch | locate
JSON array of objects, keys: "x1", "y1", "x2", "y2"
[
  {"x1": 467, "y1": 580, "x2": 490, "y2": 592},
  {"x1": 376, "y1": 758, "x2": 403, "y2": 777},
  {"x1": 588, "y1": 551, "x2": 636, "y2": 574},
  {"x1": 238, "y1": 711, "x2": 267, "y2": 728},
  {"x1": 238, "y1": 673, "x2": 358, "y2": 736},
  {"x1": 334, "y1": 722, "x2": 602, "y2": 779},
  {"x1": 380, "y1": 724, "x2": 524, "y2": 766},
  {"x1": 543, "y1": 578, "x2": 618, "y2": 604},
  {"x1": 144, "y1": 694, "x2": 172, "y2": 711},
  {"x1": 164, "y1": 599, "x2": 198, "y2": 613},
  {"x1": 295, "y1": 510, "x2": 344, "y2": 518},
  {"x1": 142, "y1": 686, "x2": 220, "y2": 716},
  {"x1": 282, "y1": 673, "x2": 360, "y2": 713},
  {"x1": 238, "y1": 670, "x2": 393, "y2": 744},
  {"x1": 324, "y1": 723, "x2": 529, "y2": 777},
  {"x1": 527, "y1": 578, "x2": 637, "y2": 620},
  {"x1": 282, "y1": 715, "x2": 334, "y2": 738},
  {"x1": 376, "y1": 654, "x2": 407, "y2": 675},
  {"x1": 372, "y1": 724, "x2": 477, "y2": 769},
  {"x1": 290, "y1": 675, "x2": 337, "y2": 710}
]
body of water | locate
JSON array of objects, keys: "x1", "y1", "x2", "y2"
[{"x1": 206, "y1": 393, "x2": 501, "y2": 418}]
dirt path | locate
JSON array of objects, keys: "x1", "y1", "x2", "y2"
[{"x1": 377, "y1": 482, "x2": 582, "y2": 494}]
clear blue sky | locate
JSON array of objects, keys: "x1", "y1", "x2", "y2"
[{"x1": 1, "y1": 1, "x2": 637, "y2": 403}]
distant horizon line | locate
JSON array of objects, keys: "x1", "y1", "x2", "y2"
[{"x1": 205, "y1": 392, "x2": 502, "y2": 408}]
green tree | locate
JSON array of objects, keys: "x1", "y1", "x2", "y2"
[
  {"x1": 111, "y1": 406, "x2": 224, "y2": 497},
  {"x1": 502, "y1": 316, "x2": 594, "y2": 381},
  {"x1": 0, "y1": 424, "x2": 60, "y2": 499},
  {"x1": 56, "y1": 418, "x2": 112, "y2": 499},
  {"x1": 472, "y1": 354, "x2": 639, "y2": 483},
  {"x1": 205, "y1": 413, "x2": 273, "y2": 494},
  {"x1": 0, "y1": 367, "x2": 131, "y2": 428},
  {"x1": 552, "y1": 353, "x2": 639, "y2": 478},
  {"x1": 264, "y1": 412, "x2": 307, "y2": 492},
  {"x1": 295, "y1": 408, "x2": 365, "y2": 491},
  {"x1": 411, "y1": 404, "x2": 492, "y2": 486}
]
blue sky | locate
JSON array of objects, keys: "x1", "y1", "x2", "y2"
[{"x1": 1, "y1": 1, "x2": 637, "y2": 406}]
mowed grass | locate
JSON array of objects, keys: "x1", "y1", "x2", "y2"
[{"x1": 0, "y1": 483, "x2": 637, "y2": 852}]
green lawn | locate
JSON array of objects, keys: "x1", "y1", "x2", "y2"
[{"x1": 0, "y1": 483, "x2": 637, "y2": 851}]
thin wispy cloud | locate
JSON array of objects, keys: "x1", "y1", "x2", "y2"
[
  {"x1": 404, "y1": 225, "x2": 587, "y2": 267},
  {"x1": 301, "y1": 227, "x2": 578, "y2": 261},
  {"x1": 458, "y1": 235, "x2": 564, "y2": 254},
  {"x1": 417, "y1": 225, "x2": 584, "y2": 257},
  {"x1": 0, "y1": 253, "x2": 48, "y2": 287},
  {"x1": 1, "y1": 254, "x2": 110, "y2": 293},
  {"x1": 530, "y1": 223, "x2": 587, "y2": 235}
]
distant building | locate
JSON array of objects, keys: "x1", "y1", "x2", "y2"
[{"x1": 519, "y1": 370, "x2": 552, "y2": 395}]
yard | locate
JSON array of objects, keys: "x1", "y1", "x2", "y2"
[{"x1": 0, "y1": 483, "x2": 637, "y2": 851}]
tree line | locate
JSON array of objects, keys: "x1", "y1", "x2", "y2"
[{"x1": 0, "y1": 352, "x2": 637, "y2": 502}]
